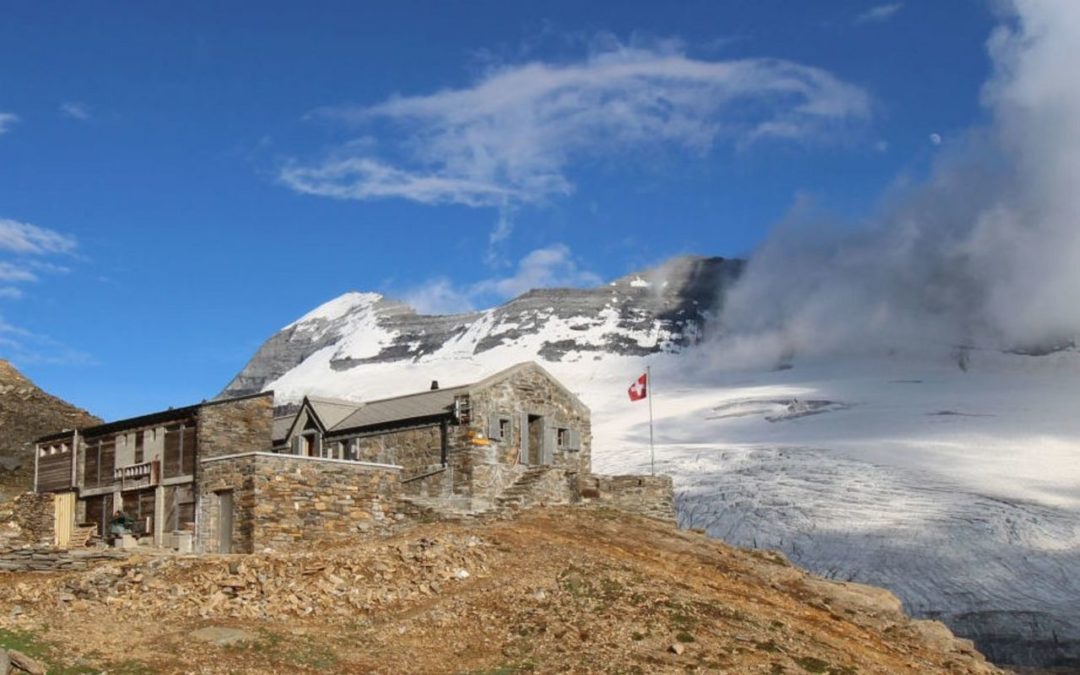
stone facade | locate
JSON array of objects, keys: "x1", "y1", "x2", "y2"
[
  {"x1": 196, "y1": 453, "x2": 400, "y2": 553},
  {"x1": 578, "y1": 474, "x2": 676, "y2": 522},
  {"x1": 195, "y1": 393, "x2": 275, "y2": 461},
  {"x1": 10, "y1": 492, "x2": 55, "y2": 546}
]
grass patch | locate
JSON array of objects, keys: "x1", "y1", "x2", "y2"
[{"x1": 675, "y1": 631, "x2": 695, "y2": 643}]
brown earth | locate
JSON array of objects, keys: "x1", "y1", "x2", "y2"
[
  {"x1": 0, "y1": 360, "x2": 100, "y2": 499},
  {"x1": 0, "y1": 506, "x2": 1002, "y2": 674}
]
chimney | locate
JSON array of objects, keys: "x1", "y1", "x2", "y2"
[{"x1": 430, "y1": 380, "x2": 439, "y2": 390}]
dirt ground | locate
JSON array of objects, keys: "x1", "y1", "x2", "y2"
[{"x1": 0, "y1": 507, "x2": 1002, "y2": 674}]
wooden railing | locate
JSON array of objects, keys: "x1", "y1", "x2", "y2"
[{"x1": 114, "y1": 460, "x2": 160, "y2": 490}]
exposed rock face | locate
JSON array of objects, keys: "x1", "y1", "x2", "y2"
[
  {"x1": 220, "y1": 255, "x2": 743, "y2": 399},
  {"x1": 0, "y1": 360, "x2": 100, "y2": 496}
]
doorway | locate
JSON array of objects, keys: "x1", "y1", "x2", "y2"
[{"x1": 217, "y1": 491, "x2": 233, "y2": 554}]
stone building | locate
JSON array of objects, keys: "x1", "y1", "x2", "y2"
[
  {"x1": 271, "y1": 361, "x2": 591, "y2": 511},
  {"x1": 31, "y1": 362, "x2": 594, "y2": 552},
  {"x1": 33, "y1": 361, "x2": 669, "y2": 554}
]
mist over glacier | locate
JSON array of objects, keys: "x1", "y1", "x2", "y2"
[{"x1": 714, "y1": 0, "x2": 1080, "y2": 365}]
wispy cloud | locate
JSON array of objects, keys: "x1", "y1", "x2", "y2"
[
  {"x1": 281, "y1": 37, "x2": 872, "y2": 231},
  {"x1": 59, "y1": 102, "x2": 90, "y2": 120},
  {"x1": 404, "y1": 243, "x2": 600, "y2": 314},
  {"x1": 854, "y1": 3, "x2": 903, "y2": 25},
  {"x1": 0, "y1": 219, "x2": 87, "y2": 364},
  {"x1": 0, "y1": 218, "x2": 77, "y2": 299},
  {"x1": 0, "y1": 113, "x2": 19, "y2": 135},
  {"x1": 0, "y1": 314, "x2": 95, "y2": 366},
  {"x1": 0, "y1": 219, "x2": 77, "y2": 255}
]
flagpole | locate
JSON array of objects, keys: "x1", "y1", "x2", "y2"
[{"x1": 647, "y1": 365, "x2": 655, "y2": 476}]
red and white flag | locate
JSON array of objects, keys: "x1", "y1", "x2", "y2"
[{"x1": 628, "y1": 372, "x2": 648, "y2": 401}]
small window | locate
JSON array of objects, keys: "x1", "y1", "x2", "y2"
[
  {"x1": 134, "y1": 431, "x2": 144, "y2": 464},
  {"x1": 488, "y1": 414, "x2": 512, "y2": 442},
  {"x1": 558, "y1": 428, "x2": 581, "y2": 452}
]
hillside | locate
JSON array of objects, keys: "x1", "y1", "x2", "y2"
[
  {"x1": 0, "y1": 507, "x2": 1000, "y2": 674},
  {"x1": 0, "y1": 360, "x2": 100, "y2": 499},
  {"x1": 216, "y1": 255, "x2": 1080, "y2": 669}
]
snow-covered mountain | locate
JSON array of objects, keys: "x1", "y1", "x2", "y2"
[{"x1": 221, "y1": 254, "x2": 1080, "y2": 669}]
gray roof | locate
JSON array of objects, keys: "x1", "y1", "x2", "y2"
[
  {"x1": 307, "y1": 396, "x2": 363, "y2": 430},
  {"x1": 330, "y1": 385, "x2": 468, "y2": 433},
  {"x1": 271, "y1": 416, "x2": 294, "y2": 443}
]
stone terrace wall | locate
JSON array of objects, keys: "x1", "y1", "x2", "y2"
[
  {"x1": 0, "y1": 547, "x2": 126, "y2": 572},
  {"x1": 579, "y1": 474, "x2": 675, "y2": 522},
  {"x1": 197, "y1": 453, "x2": 400, "y2": 553},
  {"x1": 196, "y1": 392, "x2": 275, "y2": 462}
]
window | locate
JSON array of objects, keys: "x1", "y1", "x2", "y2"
[
  {"x1": 134, "y1": 431, "x2": 144, "y2": 464},
  {"x1": 488, "y1": 414, "x2": 512, "y2": 442},
  {"x1": 557, "y1": 428, "x2": 581, "y2": 452}
]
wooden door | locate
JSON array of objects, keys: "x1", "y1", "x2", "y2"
[
  {"x1": 53, "y1": 492, "x2": 76, "y2": 548},
  {"x1": 217, "y1": 491, "x2": 233, "y2": 554}
]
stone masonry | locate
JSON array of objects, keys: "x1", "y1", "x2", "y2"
[
  {"x1": 578, "y1": 474, "x2": 676, "y2": 522},
  {"x1": 197, "y1": 453, "x2": 400, "y2": 553},
  {"x1": 195, "y1": 392, "x2": 275, "y2": 461}
]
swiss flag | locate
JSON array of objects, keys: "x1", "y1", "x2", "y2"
[{"x1": 628, "y1": 372, "x2": 648, "y2": 401}]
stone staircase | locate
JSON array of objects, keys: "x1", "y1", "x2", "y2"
[{"x1": 494, "y1": 466, "x2": 557, "y2": 512}]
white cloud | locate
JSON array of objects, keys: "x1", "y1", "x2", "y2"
[
  {"x1": 281, "y1": 38, "x2": 872, "y2": 215},
  {"x1": 59, "y1": 102, "x2": 90, "y2": 120},
  {"x1": 854, "y1": 3, "x2": 904, "y2": 25},
  {"x1": 0, "y1": 262, "x2": 36, "y2": 282},
  {"x1": 0, "y1": 219, "x2": 77, "y2": 255},
  {"x1": 0, "y1": 218, "x2": 78, "y2": 307},
  {"x1": 0, "y1": 113, "x2": 18, "y2": 135},
  {"x1": 404, "y1": 243, "x2": 600, "y2": 314},
  {"x1": 929, "y1": 132, "x2": 943, "y2": 145},
  {"x1": 716, "y1": 0, "x2": 1080, "y2": 361}
]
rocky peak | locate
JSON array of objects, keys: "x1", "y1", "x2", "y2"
[
  {"x1": 0, "y1": 360, "x2": 100, "y2": 497},
  {"x1": 220, "y1": 255, "x2": 744, "y2": 400}
]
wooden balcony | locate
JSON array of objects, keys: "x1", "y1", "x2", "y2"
[{"x1": 114, "y1": 460, "x2": 160, "y2": 490}]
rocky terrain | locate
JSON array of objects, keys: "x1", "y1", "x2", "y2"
[
  {"x1": 0, "y1": 360, "x2": 99, "y2": 500},
  {"x1": 0, "y1": 507, "x2": 1000, "y2": 674}
]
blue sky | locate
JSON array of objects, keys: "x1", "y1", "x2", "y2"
[{"x1": 0, "y1": 1, "x2": 998, "y2": 419}]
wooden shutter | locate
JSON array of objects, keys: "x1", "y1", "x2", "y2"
[
  {"x1": 180, "y1": 425, "x2": 196, "y2": 475},
  {"x1": 542, "y1": 425, "x2": 556, "y2": 465},
  {"x1": 84, "y1": 441, "x2": 100, "y2": 489},
  {"x1": 567, "y1": 429, "x2": 581, "y2": 451},
  {"x1": 99, "y1": 438, "x2": 116, "y2": 484},
  {"x1": 163, "y1": 426, "x2": 181, "y2": 477},
  {"x1": 488, "y1": 416, "x2": 502, "y2": 441},
  {"x1": 519, "y1": 413, "x2": 529, "y2": 465}
]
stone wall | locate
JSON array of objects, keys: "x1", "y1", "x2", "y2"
[
  {"x1": 0, "y1": 547, "x2": 125, "y2": 572},
  {"x1": 579, "y1": 474, "x2": 675, "y2": 522},
  {"x1": 10, "y1": 492, "x2": 55, "y2": 546},
  {"x1": 352, "y1": 424, "x2": 445, "y2": 473},
  {"x1": 195, "y1": 393, "x2": 275, "y2": 462},
  {"x1": 197, "y1": 453, "x2": 400, "y2": 553}
]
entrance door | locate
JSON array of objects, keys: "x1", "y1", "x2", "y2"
[
  {"x1": 53, "y1": 492, "x2": 76, "y2": 548},
  {"x1": 217, "y1": 491, "x2": 233, "y2": 554},
  {"x1": 527, "y1": 415, "x2": 544, "y2": 465}
]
